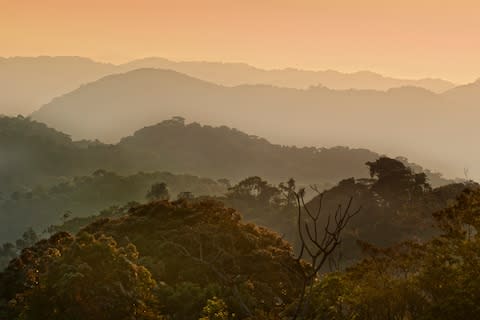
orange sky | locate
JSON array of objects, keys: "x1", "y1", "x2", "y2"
[{"x1": 1, "y1": 0, "x2": 479, "y2": 82}]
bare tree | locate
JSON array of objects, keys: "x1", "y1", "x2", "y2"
[{"x1": 292, "y1": 187, "x2": 361, "y2": 320}]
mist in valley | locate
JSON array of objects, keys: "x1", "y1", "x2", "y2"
[{"x1": 1, "y1": 1, "x2": 480, "y2": 319}]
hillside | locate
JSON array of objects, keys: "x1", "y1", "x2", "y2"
[
  {"x1": 0, "y1": 115, "x2": 375, "y2": 195},
  {"x1": 32, "y1": 69, "x2": 449, "y2": 145},
  {"x1": 443, "y1": 78, "x2": 480, "y2": 106},
  {"x1": 0, "y1": 115, "x2": 96, "y2": 191},
  {"x1": 0, "y1": 115, "x2": 456, "y2": 245},
  {"x1": 1, "y1": 180, "x2": 477, "y2": 319},
  {"x1": 115, "y1": 117, "x2": 379, "y2": 184},
  {"x1": 1, "y1": 116, "x2": 454, "y2": 190},
  {"x1": 31, "y1": 68, "x2": 480, "y2": 179},
  {"x1": 0, "y1": 169, "x2": 226, "y2": 243},
  {"x1": 0, "y1": 200, "x2": 305, "y2": 319}
]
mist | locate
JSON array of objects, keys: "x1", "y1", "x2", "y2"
[{"x1": 23, "y1": 66, "x2": 479, "y2": 181}]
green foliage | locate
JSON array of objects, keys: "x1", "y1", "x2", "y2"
[
  {"x1": 224, "y1": 177, "x2": 297, "y2": 243},
  {"x1": 0, "y1": 116, "x2": 85, "y2": 192},
  {"x1": 146, "y1": 182, "x2": 170, "y2": 201},
  {"x1": 0, "y1": 116, "x2": 476, "y2": 319},
  {"x1": 0, "y1": 115, "x2": 402, "y2": 197},
  {"x1": 79, "y1": 200, "x2": 304, "y2": 318},
  {"x1": 14, "y1": 228, "x2": 39, "y2": 250},
  {"x1": 0, "y1": 242, "x2": 16, "y2": 272},
  {"x1": 156, "y1": 282, "x2": 220, "y2": 319},
  {"x1": 367, "y1": 157, "x2": 431, "y2": 208},
  {"x1": 2, "y1": 158, "x2": 469, "y2": 280},
  {"x1": 116, "y1": 119, "x2": 387, "y2": 186},
  {"x1": 1, "y1": 200, "x2": 305, "y2": 319},
  {"x1": 2, "y1": 232, "x2": 159, "y2": 320},
  {"x1": 305, "y1": 188, "x2": 480, "y2": 320},
  {"x1": 0, "y1": 229, "x2": 39, "y2": 271},
  {"x1": 0, "y1": 170, "x2": 226, "y2": 243},
  {"x1": 302, "y1": 159, "x2": 475, "y2": 265},
  {"x1": 200, "y1": 297, "x2": 233, "y2": 320}
]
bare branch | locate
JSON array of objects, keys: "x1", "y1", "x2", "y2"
[{"x1": 292, "y1": 188, "x2": 361, "y2": 320}]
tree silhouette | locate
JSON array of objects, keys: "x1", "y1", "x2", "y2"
[
  {"x1": 146, "y1": 182, "x2": 170, "y2": 201},
  {"x1": 292, "y1": 188, "x2": 361, "y2": 320}
]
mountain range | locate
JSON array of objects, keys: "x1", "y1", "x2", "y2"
[
  {"x1": 3, "y1": 56, "x2": 480, "y2": 179},
  {"x1": 0, "y1": 56, "x2": 456, "y2": 116},
  {"x1": 119, "y1": 57, "x2": 455, "y2": 92},
  {"x1": 29, "y1": 68, "x2": 480, "y2": 180},
  {"x1": 1, "y1": 115, "x2": 453, "y2": 193}
]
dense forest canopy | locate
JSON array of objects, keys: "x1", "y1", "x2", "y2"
[
  {"x1": 0, "y1": 168, "x2": 226, "y2": 243},
  {"x1": 0, "y1": 200, "x2": 306, "y2": 319},
  {"x1": 2, "y1": 185, "x2": 480, "y2": 319},
  {"x1": 0, "y1": 115, "x2": 477, "y2": 319},
  {"x1": 2, "y1": 156, "x2": 471, "y2": 268}
]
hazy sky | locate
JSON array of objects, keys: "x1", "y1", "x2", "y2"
[{"x1": 1, "y1": 0, "x2": 479, "y2": 83}]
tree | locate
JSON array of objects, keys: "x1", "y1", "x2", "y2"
[
  {"x1": 146, "y1": 182, "x2": 170, "y2": 201},
  {"x1": 366, "y1": 157, "x2": 431, "y2": 207},
  {"x1": 80, "y1": 200, "x2": 305, "y2": 318},
  {"x1": 291, "y1": 188, "x2": 361, "y2": 320},
  {"x1": 0, "y1": 242, "x2": 16, "y2": 271},
  {"x1": 199, "y1": 296, "x2": 233, "y2": 320},
  {"x1": 226, "y1": 176, "x2": 281, "y2": 206},
  {"x1": 278, "y1": 178, "x2": 297, "y2": 209},
  {"x1": 177, "y1": 191, "x2": 194, "y2": 200},
  {"x1": 303, "y1": 187, "x2": 480, "y2": 320},
  {"x1": 225, "y1": 177, "x2": 297, "y2": 241},
  {"x1": 19, "y1": 232, "x2": 160, "y2": 320},
  {"x1": 15, "y1": 228, "x2": 39, "y2": 250}
]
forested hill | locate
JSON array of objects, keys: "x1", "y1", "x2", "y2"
[
  {"x1": 0, "y1": 116, "x2": 124, "y2": 193},
  {"x1": 0, "y1": 200, "x2": 305, "y2": 319},
  {"x1": 116, "y1": 117, "x2": 379, "y2": 184},
  {"x1": 0, "y1": 115, "x2": 91, "y2": 191},
  {"x1": 0, "y1": 116, "x2": 453, "y2": 194},
  {"x1": 0, "y1": 170, "x2": 226, "y2": 243},
  {"x1": 115, "y1": 118, "x2": 455, "y2": 186},
  {"x1": 0, "y1": 115, "x2": 376, "y2": 191}
]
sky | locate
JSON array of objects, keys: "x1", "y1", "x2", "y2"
[
  {"x1": 1, "y1": 0, "x2": 480, "y2": 83},
  {"x1": 1, "y1": 0, "x2": 480, "y2": 179}
]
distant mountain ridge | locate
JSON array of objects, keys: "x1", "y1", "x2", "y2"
[
  {"x1": 0, "y1": 56, "x2": 115, "y2": 115},
  {"x1": 119, "y1": 57, "x2": 455, "y2": 92},
  {"x1": 0, "y1": 56, "x2": 458, "y2": 116},
  {"x1": 32, "y1": 68, "x2": 452, "y2": 143},
  {"x1": 30, "y1": 67, "x2": 480, "y2": 180}
]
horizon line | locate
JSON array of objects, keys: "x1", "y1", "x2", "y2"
[{"x1": 1, "y1": 54, "x2": 470, "y2": 86}]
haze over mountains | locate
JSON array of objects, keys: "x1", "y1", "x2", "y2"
[
  {"x1": 0, "y1": 115, "x2": 379, "y2": 193},
  {"x1": 0, "y1": 57, "x2": 114, "y2": 115},
  {"x1": 4, "y1": 1, "x2": 480, "y2": 316},
  {"x1": 0, "y1": 56, "x2": 456, "y2": 115},
  {"x1": 30, "y1": 67, "x2": 480, "y2": 180},
  {"x1": 2, "y1": 56, "x2": 480, "y2": 179},
  {"x1": 0, "y1": 115, "x2": 455, "y2": 242},
  {"x1": 119, "y1": 57, "x2": 455, "y2": 92}
]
